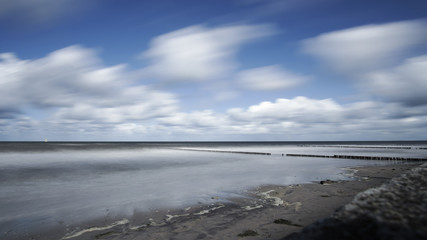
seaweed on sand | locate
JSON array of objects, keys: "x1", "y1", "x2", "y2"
[
  {"x1": 237, "y1": 229, "x2": 259, "y2": 237},
  {"x1": 274, "y1": 219, "x2": 303, "y2": 227}
]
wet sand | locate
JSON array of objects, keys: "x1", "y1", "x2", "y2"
[{"x1": 7, "y1": 163, "x2": 422, "y2": 240}]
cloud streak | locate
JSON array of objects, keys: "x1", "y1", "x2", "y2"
[
  {"x1": 302, "y1": 19, "x2": 427, "y2": 106},
  {"x1": 0, "y1": 45, "x2": 178, "y2": 139},
  {"x1": 237, "y1": 65, "x2": 308, "y2": 91},
  {"x1": 364, "y1": 55, "x2": 427, "y2": 106},
  {"x1": 302, "y1": 19, "x2": 427, "y2": 73},
  {"x1": 143, "y1": 24, "x2": 276, "y2": 82}
]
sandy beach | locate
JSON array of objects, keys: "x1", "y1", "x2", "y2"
[{"x1": 24, "y1": 163, "x2": 420, "y2": 240}]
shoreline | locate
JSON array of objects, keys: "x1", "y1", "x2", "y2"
[{"x1": 4, "y1": 163, "x2": 422, "y2": 240}]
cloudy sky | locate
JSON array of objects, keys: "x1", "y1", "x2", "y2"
[{"x1": 1, "y1": 0, "x2": 427, "y2": 141}]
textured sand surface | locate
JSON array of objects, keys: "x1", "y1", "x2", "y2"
[{"x1": 285, "y1": 163, "x2": 427, "y2": 240}]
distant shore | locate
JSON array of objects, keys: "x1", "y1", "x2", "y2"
[{"x1": 7, "y1": 162, "x2": 421, "y2": 240}]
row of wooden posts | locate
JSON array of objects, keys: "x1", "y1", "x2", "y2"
[
  {"x1": 175, "y1": 148, "x2": 426, "y2": 161},
  {"x1": 286, "y1": 153, "x2": 427, "y2": 161},
  {"x1": 297, "y1": 145, "x2": 414, "y2": 150}
]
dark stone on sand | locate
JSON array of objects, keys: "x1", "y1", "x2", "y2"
[{"x1": 319, "y1": 179, "x2": 336, "y2": 185}]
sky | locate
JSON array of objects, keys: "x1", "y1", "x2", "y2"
[{"x1": 1, "y1": 0, "x2": 427, "y2": 141}]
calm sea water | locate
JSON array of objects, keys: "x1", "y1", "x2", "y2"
[{"x1": 0, "y1": 141, "x2": 426, "y2": 237}]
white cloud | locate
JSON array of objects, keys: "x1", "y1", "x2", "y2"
[
  {"x1": 302, "y1": 19, "x2": 427, "y2": 106},
  {"x1": 237, "y1": 65, "x2": 307, "y2": 90},
  {"x1": 1, "y1": 46, "x2": 108, "y2": 108},
  {"x1": 157, "y1": 110, "x2": 271, "y2": 137},
  {"x1": 302, "y1": 19, "x2": 427, "y2": 73},
  {"x1": 363, "y1": 55, "x2": 427, "y2": 106},
  {"x1": 2, "y1": 66, "x2": 427, "y2": 141},
  {"x1": 228, "y1": 96, "x2": 343, "y2": 123},
  {"x1": 159, "y1": 110, "x2": 229, "y2": 128},
  {"x1": 151, "y1": 96, "x2": 427, "y2": 140},
  {"x1": 0, "y1": 45, "x2": 179, "y2": 137},
  {"x1": 225, "y1": 97, "x2": 427, "y2": 139},
  {"x1": 143, "y1": 24, "x2": 275, "y2": 82},
  {"x1": 53, "y1": 91, "x2": 177, "y2": 123},
  {"x1": 1, "y1": 24, "x2": 427, "y2": 140}
]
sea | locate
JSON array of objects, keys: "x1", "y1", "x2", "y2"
[{"x1": 0, "y1": 141, "x2": 426, "y2": 238}]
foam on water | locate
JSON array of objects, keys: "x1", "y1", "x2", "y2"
[{"x1": 61, "y1": 219, "x2": 130, "y2": 240}]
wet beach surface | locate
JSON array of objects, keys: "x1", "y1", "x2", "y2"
[{"x1": 8, "y1": 163, "x2": 420, "y2": 240}]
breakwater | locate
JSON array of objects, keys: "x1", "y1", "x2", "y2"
[
  {"x1": 297, "y1": 145, "x2": 417, "y2": 150},
  {"x1": 174, "y1": 148, "x2": 272, "y2": 155},
  {"x1": 286, "y1": 153, "x2": 427, "y2": 161}
]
